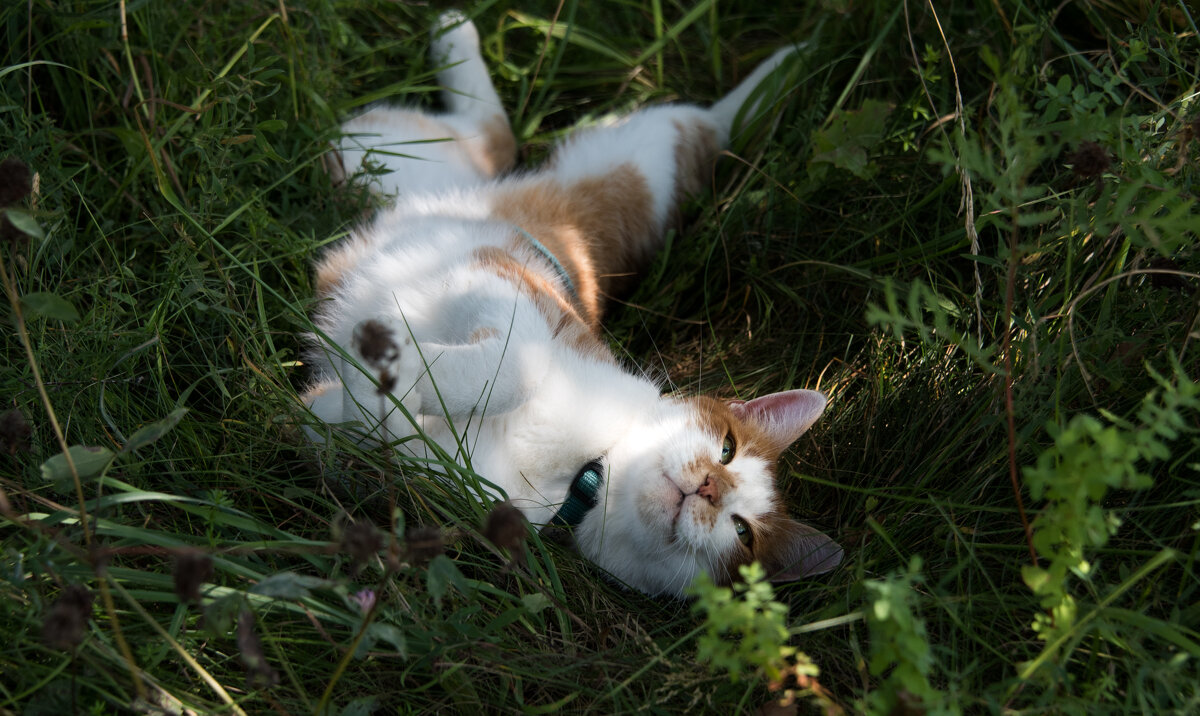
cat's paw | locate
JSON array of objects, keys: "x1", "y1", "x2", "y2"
[
  {"x1": 348, "y1": 317, "x2": 424, "y2": 420},
  {"x1": 431, "y1": 10, "x2": 480, "y2": 64}
]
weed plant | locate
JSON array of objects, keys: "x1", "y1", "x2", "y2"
[{"x1": 2, "y1": 0, "x2": 1198, "y2": 713}]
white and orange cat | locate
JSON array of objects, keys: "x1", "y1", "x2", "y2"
[{"x1": 303, "y1": 12, "x2": 842, "y2": 597}]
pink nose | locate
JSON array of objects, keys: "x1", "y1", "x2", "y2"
[{"x1": 697, "y1": 475, "x2": 720, "y2": 504}]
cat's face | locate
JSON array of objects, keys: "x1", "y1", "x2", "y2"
[{"x1": 577, "y1": 389, "x2": 842, "y2": 597}]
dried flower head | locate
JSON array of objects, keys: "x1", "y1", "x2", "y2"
[
  {"x1": 352, "y1": 319, "x2": 399, "y2": 369},
  {"x1": 0, "y1": 409, "x2": 31, "y2": 454},
  {"x1": 173, "y1": 549, "x2": 215, "y2": 604},
  {"x1": 1148, "y1": 256, "x2": 1190, "y2": 292},
  {"x1": 376, "y1": 370, "x2": 397, "y2": 395},
  {"x1": 0, "y1": 157, "x2": 31, "y2": 207},
  {"x1": 42, "y1": 584, "x2": 93, "y2": 650},
  {"x1": 483, "y1": 501, "x2": 527, "y2": 552},
  {"x1": 88, "y1": 543, "x2": 114, "y2": 576},
  {"x1": 340, "y1": 519, "x2": 384, "y2": 572},
  {"x1": 237, "y1": 609, "x2": 279, "y2": 688},
  {"x1": 405, "y1": 525, "x2": 445, "y2": 565},
  {"x1": 1066, "y1": 141, "x2": 1111, "y2": 181},
  {"x1": 352, "y1": 319, "x2": 400, "y2": 394}
]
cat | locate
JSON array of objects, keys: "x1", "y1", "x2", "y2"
[{"x1": 302, "y1": 11, "x2": 843, "y2": 597}]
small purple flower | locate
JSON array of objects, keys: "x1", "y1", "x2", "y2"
[{"x1": 350, "y1": 588, "x2": 376, "y2": 613}]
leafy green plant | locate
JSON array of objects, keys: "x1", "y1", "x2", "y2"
[
  {"x1": 689, "y1": 562, "x2": 809, "y2": 683},
  {"x1": 688, "y1": 562, "x2": 839, "y2": 712},
  {"x1": 1021, "y1": 360, "x2": 1200, "y2": 675},
  {"x1": 862, "y1": 557, "x2": 958, "y2": 716}
]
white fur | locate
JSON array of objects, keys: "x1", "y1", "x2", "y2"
[{"x1": 305, "y1": 14, "x2": 837, "y2": 597}]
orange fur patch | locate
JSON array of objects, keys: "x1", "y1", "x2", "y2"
[
  {"x1": 686, "y1": 457, "x2": 739, "y2": 496},
  {"x1": 685, "y1": 395, "x2": 784, "y2": 540},
  {"x1": 491, "y1": 164, "x2": 656, "y2": 328},
  {"x1": 299, "y1": 380, "x2": 338, "y2": 409},
  {"x1": 322, "y1": 147, "x2": 347, "y2": 186},
  {"x1": 301, "y1": 383, "x2": 330, "y2": 402},
  {"x1": 314, "y1": 234, "x2": 372, "y2": 298},
  {"x1": 681, "y1": 397, "x2": 760, "y2": 532},
  {"x1": 469, "y1": 326, "x2": 501, "y2": 343},
  {"x1": 476, "y1": 114, "x2": 516, "y2": 177},
  {"x1": 470, "y1": 246, "x2": 610, "y2": 358}
]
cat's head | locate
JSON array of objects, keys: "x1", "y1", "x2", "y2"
[{"x1": 577, "y1": 389, "x2": 842, "y2": 597}]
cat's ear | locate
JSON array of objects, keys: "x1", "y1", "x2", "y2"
[
  {"x1": 728, "y1": 389, "x2": 826, "y2": 456},
  {"x1": 759, "y1": 519, "x2": 843, "y2": 582}
]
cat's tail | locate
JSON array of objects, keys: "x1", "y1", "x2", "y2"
[{"x1": 709, "y1": 46, "x2": 801, "y2": 143}]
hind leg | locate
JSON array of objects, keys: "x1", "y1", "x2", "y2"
[
  {"x1": 543, "y1": 46, "x2": 797, "y2": 247},
  {"x1": 490, "y1": 49, "x2": 795, "y2": 317},
  {"x1": 429, "y1": 11, "x2": 516, "y2": 177},
  {"x1": 490, "y1": 104, "x2": 722, "y2": 318},
  {"x1": 331, "y1": 12, "x2": 515, "y2": 194}
]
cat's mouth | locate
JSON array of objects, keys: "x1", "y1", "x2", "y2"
[{"x1": 661, "y1": 471, "x2": 685, "y2": 540}]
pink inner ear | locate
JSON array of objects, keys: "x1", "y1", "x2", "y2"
[{"x1": 728, "y1": 389, "x2": 826, "y2": 455}]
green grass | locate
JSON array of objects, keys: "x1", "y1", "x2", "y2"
[{"x1": 3, "y1": 0, "x2": 1199, "y2": 713}]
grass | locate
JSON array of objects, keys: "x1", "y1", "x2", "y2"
[{"x1": 2, "y1": 0, "x2": 1199, "y2": 713}]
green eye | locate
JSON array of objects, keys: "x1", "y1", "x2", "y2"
[
  {"x1": 720, "y1": 434, "x2": 736, "y2": 465},
  {"x1": 732, "y1": 515, "x2": 752, "y2": 546}
]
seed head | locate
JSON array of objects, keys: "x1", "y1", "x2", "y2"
[
  {"x1": 172, "y1": 549, "x2": 215, "y2": 604},
  {"x1": 1066, "y1": 141, "x2": 1111, "y2": 181},
  {"x1": 340, "y1": 519, "x2": 384, "y2": 573},
  {"x1": 1148, "y1": 256, "x2": 1190, "y2": 291},
  {"x1": 237, "y1": 609, "x2": 279, "y2": 688},
  {"x1": 405, "y1": 525, "x2": 445, "y2": 565},
  {"x1": 0, "y1": 409, "x2": 31, "y2": 454},
  {"x1": 42, "y1": 583, "x2": 93, "y2": 650},
  {"x1": 352, "y1": 319, "x2": 399, "y2": 369},
  {"x1": 483, "y1": 501, "x2": 527, "y2": 552},
  {"x1": 0, "y1": 157, "x2": 31, "y2": 207},
  {"x1": 352, "y1": 319, "x2": 401, "y2": 394}
]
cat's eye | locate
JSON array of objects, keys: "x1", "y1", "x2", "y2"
[
  {"x1": 720, "y1": 434, "x2": 736, "y2": 465},
  {"x1": 731, "y1": 515, "x2": 753, "y2": 547}
]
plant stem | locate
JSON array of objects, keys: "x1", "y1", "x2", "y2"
[
  {"x1": 0, "y1": 250, "x2": 91, "y2": 546},
  {"x1": 1004, "y1": 214, "x2": 1038, "y2": 566}
]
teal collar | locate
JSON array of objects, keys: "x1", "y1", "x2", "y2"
[
  {"x1": 512, "y1": 225, "x2": 578, "y2": 301},
  {"x1": 548, "y1": 459, "x2": 604, "y2": 529}
]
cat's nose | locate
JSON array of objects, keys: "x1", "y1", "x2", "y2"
[{"x1": 697, "y1": 475, "x2": 721, "y2": 504}]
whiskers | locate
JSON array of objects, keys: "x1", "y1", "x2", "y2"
[
  {"x1": 656, "y1": 525, "x2": 733, "y2": 595},
  {"x1": 659, "y1": 538, "x2": 695, "y2": 595}
]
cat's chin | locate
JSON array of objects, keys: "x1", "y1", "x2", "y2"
[{"x1": 632, "y1": 470, "x2": 686, "y2": 541}]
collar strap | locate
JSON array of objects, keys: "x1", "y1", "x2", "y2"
[
  {"x1": 512, "y1": 225, "x2": 578, "y2": 301},
  {"x1": 547, "y1": 459, "x2": 604, "y2": 529}
]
